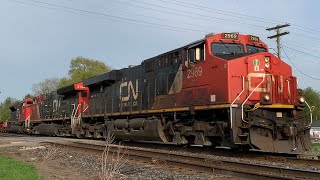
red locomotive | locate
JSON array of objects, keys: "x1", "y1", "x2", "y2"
[
  {"x1": 0, "y1": 121, "x2": 7, "y2": 132},
  {"x1": 3, "y1": 32, "x2": 311, "y2": 153}
]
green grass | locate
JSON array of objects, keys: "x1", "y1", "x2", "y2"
[
  {"x1": 312, "y1": 143, "x2": 320, "y2": 151},
  {"x1": 0, "y1": 156, "x2": 42, "y2": 180}
]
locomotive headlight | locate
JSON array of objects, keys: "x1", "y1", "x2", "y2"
[
  {"x1": 265, "y1": 62, "x2": 270, "y2": 68},
  {"x1": 264, "y1": 57, "x2": 270, "y2": 68},
  {"x1": 264, "y1": 56, "x2": 270, "y2": 63},
  {"x1": 298, "y1": 96, "x2": 305, "y2": 104},
  {"x1": 263, "y1": 94, "x2": 271, "y2": 101}
]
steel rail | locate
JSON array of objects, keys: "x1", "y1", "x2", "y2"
[
  {"x1": 2, "y1": 132, "x2": 319, "y2": 168},
  {"x1": 49, "y1": 141, "x2": 320, "y2": 180}
]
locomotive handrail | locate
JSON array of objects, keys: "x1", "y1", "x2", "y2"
[
  {"x1": 70, "y1": 104, "x2": 76, "y2": 119},
  {"x1": 241, "y1": 74, "x2": 266, "y2": 124},
  {"x1": 230, "y1": 76, "x2": 245, "y2": 130},
  {"x1": 305, "y1": 100, "x2": 315, "y2": 126},
  {"x1": 83, "y1": 106, "x2": 89, "y2": 113},
  {"x1": 71, "y1": 104, "x2": 81, "y2": 131},
  {"x1": 286, "y1": 80, "x2": 291, "y2": 95}
]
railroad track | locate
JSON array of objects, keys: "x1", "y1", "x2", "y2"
[
  {"x1": 2, "y1": 132, "x2": 319, "y2": 168},
  {"x1": 2, "y1": 131, "x2": 318, "y2": 169},
  {"x1": 118, "y1": 141, "x2": 320, "y2": 167},
  {"x1": 0, "y1": 132, "x2": 28, "y2": 137},
  {"x1": 48, "y1": 141, "x2": 320, "y2": 179}
]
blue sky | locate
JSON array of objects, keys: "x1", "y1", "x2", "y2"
[{"x1": 0, "y1": 0, "x2": 319, "y2": 102}]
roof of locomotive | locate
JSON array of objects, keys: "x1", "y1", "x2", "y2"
[
  {"x1": 83, "y1": 70, "x2": 118, "y2": 87},
  {"x1": 140, "y1": 32, "x2": 267, "y2": 65},
  {"x1": 141, "y1": 38, "x2": 205, "y2": 65},
  {"x1": 57, "y1": 84, "x2": 74, "y2": 95},
  {"x1": 57, "y1": 82, "x2": 89, "y2": 95},
  {"x1": 81, "y1": 32, "x2": 266, "y2": 88}
]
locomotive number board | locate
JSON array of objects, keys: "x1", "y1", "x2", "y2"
[
  {"x1": 249, "y1": 35, "x2": 259, "y2": 42},
  {"x1": 223, "y1": 33, "x2": 238, "y2": 39}
]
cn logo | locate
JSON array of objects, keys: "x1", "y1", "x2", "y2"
[{"x1": 120, "y1": 80, "x2": 139, "y2": 102}]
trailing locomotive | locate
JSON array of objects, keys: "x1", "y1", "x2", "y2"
[
  {"x1": 3, "y1": 32, "x2": 312, "y2": 154},
  {"x1": 0, "y1": 121, "x2": 7, "y2": 132}
]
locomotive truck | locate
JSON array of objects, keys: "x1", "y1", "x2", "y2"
[{"x1": 4, "y1": 32, "x2": 312, "y2": 154}]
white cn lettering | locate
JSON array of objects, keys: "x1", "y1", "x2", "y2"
[{"x1": 120, "y1": 80, "x2": 139, "y2": 102}]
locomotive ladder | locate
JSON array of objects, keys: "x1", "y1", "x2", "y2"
[
  {"x1": 71, "y1": 104, "x2": 81, "y2": 132},
  {"x1": 25, "y1": 115, "x2": 31, "y2": 129}
]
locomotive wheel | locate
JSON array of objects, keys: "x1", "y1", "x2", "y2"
[
  {"x1": 75, "y1": 131, "x2": 83, "y2": 138},
  {"x1": 74, "y1": 126, "x2": 84, "y2": 138}
]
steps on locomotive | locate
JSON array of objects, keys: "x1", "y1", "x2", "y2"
[{"x1": 235, "y1": 127, "x2": 250, "y2": 145}]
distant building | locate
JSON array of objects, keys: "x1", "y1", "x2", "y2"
[{"x1": 310, "y1": 120, "x2": 320, "y2": 141}]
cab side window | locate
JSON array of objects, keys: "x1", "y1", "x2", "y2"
[
  {"x1": 189, "y1": 49, "x2": 196, "y2": 63},
  {"x1": 188, "y1": 42, "x2": 205, "y2": 64}
]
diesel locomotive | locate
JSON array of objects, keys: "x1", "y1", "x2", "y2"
[{"x1": 3, "y1": 32, "x2": 312, "y2": 153}]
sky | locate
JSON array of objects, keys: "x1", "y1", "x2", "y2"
[{"x1": 0, "y1": 0, "x2": 320, "y2": 102}]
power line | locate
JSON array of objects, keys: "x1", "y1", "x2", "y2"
[
  {"x1": 106, "y1": 1, "x2": 221, "y2": 31},
  {"x1": 290, "y1": 32, "x2": 320, "y2": 41},
  {"x1": 121, "y1": 0, "x2": 267, "y2": 29},
  {"x1": 282, "y1": 48, "x2": 320, "y2": 65},
  {"x1": 284, "y1": 40, "x2": 320, "y2": 54},
  {"x1": 22, "y1": 0, "x2": 320, "y2": 45},
  {"x1": 10, "y1": 0, "x2": 320, "y2": 66},
  {"x1": 12, "y1": 0, "x2": 206, "y2": 33},
  {"x1": 11, "y1": 0, "x2": 96, "y2": 18},
  {"x1": 282, "y1": 46, "x2": 320, "y2": 80},
  {"x1": 14, "y1": 0, "x2": 273, "y2": 38},
  {"x1": 283, "y1": 45, "x2": 320, "y2": 59},
  {"x1": 10, "y1": 0, "x2": 196, "y2": 69},
  {"x1": 112, "y1": 0, "x2": 275, "y2": 41},
  {"x1": 159, "y1": 0, "x2": 282, "y2": 25},
  {"x1": 291, "y1": 24, "x2": 320, "y2": 34},
  {"x1": 162, "y1": 0, "x2": 320, "y2": 35},
  {"x1": 123, "y1": 0, "x2": 320, "y2": 41},
  {"x1": 113, "y1": 0, "x2": 320, "y2": 47}
]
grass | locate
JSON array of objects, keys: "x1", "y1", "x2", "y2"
[
  {"x1": 0, "y1": 156, "x2": 42, "y2": 180},
  {"x1": 312, "y1": 143, "x2": 320, "y2": 151}
]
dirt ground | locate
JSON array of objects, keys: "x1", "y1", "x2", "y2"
[
  {"x1": 0, "y1": 136, "x2": 89, "y2": 180},
  {"x1": 0, "y1": 134, "x2": 229, "y2": 180}
]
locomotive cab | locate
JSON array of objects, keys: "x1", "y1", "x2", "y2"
[{"x1": 190, "y1": 33, "x2": 311, "y2": 153}]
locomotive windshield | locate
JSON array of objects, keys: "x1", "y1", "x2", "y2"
[
  {"x1": 247, "y1": 45, "x2": 267, "y2": 54},
  {"x1": 211, "y1": 43, "x2": 244, "y2": 60}
]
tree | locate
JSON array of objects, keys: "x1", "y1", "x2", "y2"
[
  {"x1": 58, "y1": 56, "x2": 111, "y2": 88},
  {"x1": 32, "y1": 77, "x2": 60, "y2": 96},
  {"x1": 58, "y1": 77, "x2": 74, "y2": 88},
  {"x1": 0, "y1": 97, "x2": 20, "y2": 122},
  {"x1": 24, "y1": 94, "x2": 33, "y2": 99},
  {"x1": 303, "y1": 87, "x2": 320, "y2": 121}
]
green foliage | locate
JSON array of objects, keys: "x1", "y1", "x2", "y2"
[
  {"x1": 0, "y1": 156, "x2": 43, "y2": 180},
  {"x1": 302, "y1": 87, "x2": 320, "y2": 121},
  {"x1": 24, "y1": 94, "x2": 33, "y2": 99},
  {"x1": 0, "y1": 97, "x2": 19, "y2": 122},
  {"x1": 58, "y1": 56, "x2": 111, "y2": 88},
  {"x1": 32, "y1": 77, "x2": 60, "y2": 96},
  {"x1": 58, "y1": 77, "x2": 74, "y2": 88}
]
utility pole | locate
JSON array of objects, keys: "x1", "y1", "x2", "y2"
[{"x1": 266, "y1": 24, "x2": 290, "y2": 59}]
